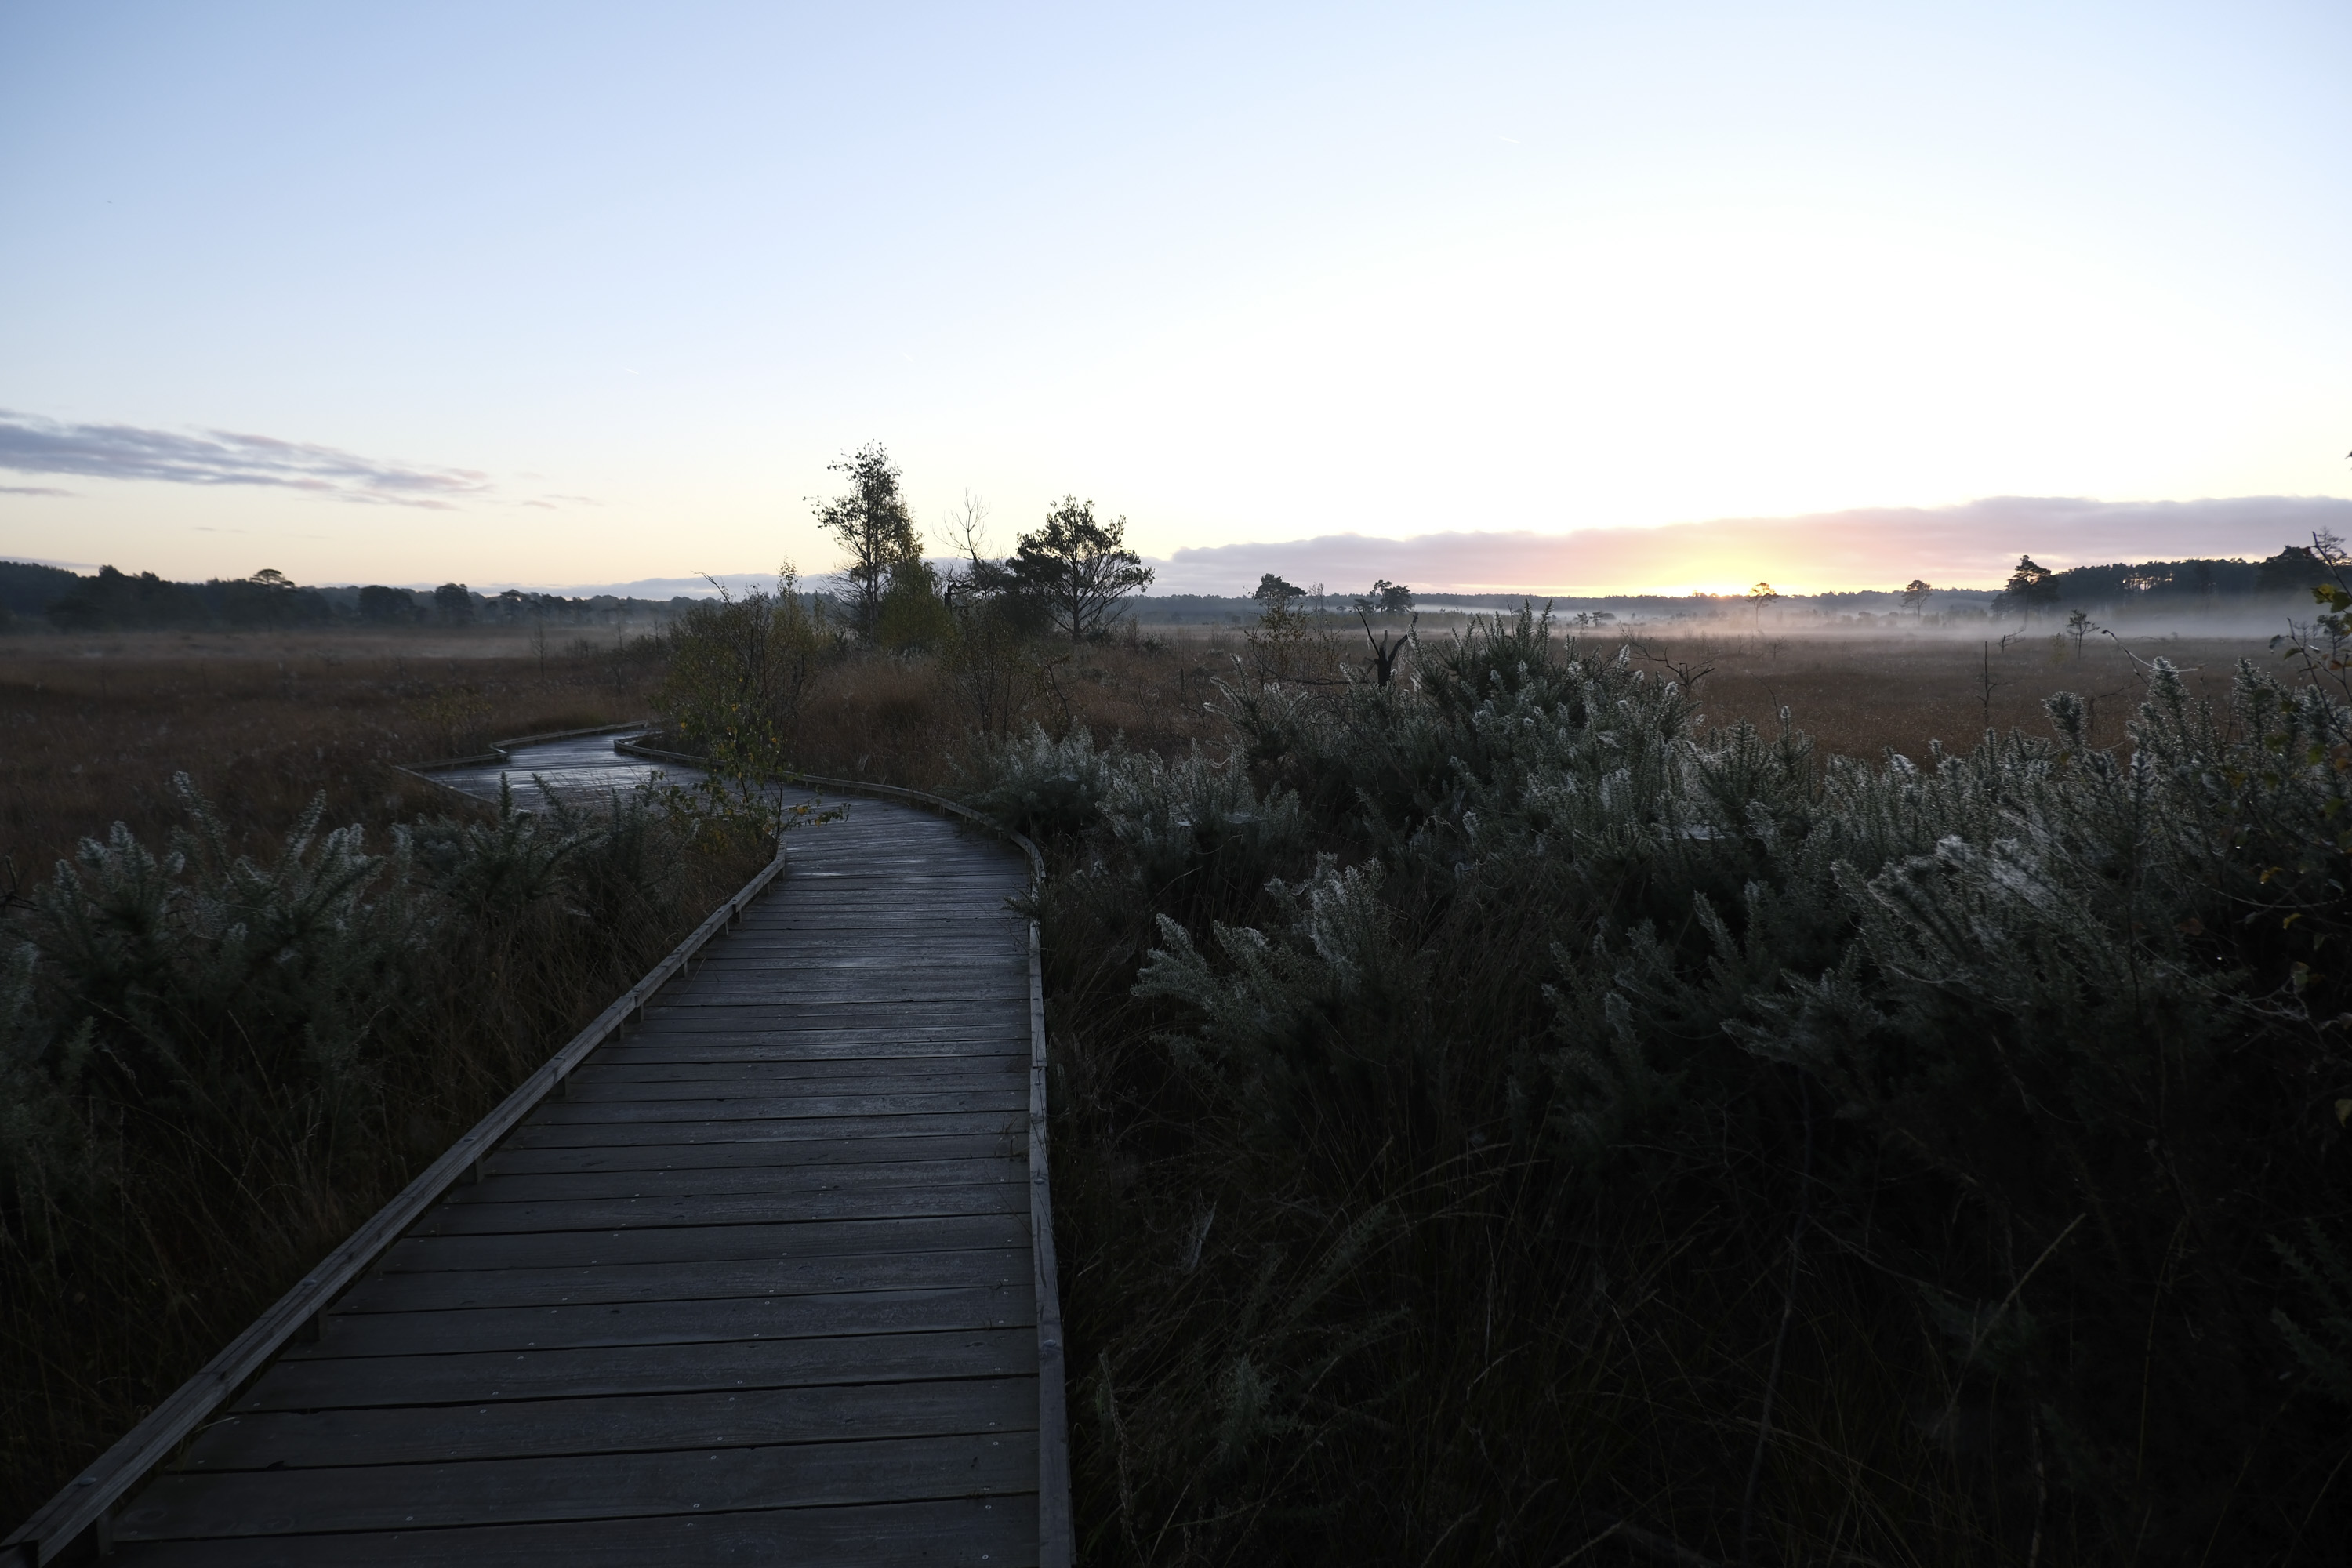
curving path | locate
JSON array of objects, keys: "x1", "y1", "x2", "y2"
[
  {"x1": 425, "y1": 728, "x2": 701, "y2": 813},
  {"x1": 71, "y1": 739, "x2": 1061, "y2": 1566}
]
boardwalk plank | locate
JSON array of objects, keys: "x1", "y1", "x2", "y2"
[
  {"x1": 239, "y1": 1327, "x2": 1040, "y2": 1410},
  {"x1": 438, "y1": 1156, "x2": 1022, "y2": 1210},
  {"x1": 338, "y1": 1247, "x2": 1029, "y2": 1313},
  {"x1": 501, "y1": 1110, "x2": 1024, "y2": 1149},
  {"x1": 531, "y1": 1088, "x2": 1026, "y2": 1122},
  {"x1": 282, "y1": 1283, "x2": 1033, "y2": 1359},
  {"x1": 383, "y1": 1214, "x2": 1029, "y2": 1273},
  {"x1": 111, "y1": 1497, "x2": 1036, "y2": 1568},
  {"x1": 577, "y1": 1060, "x2": 1025, "y2": 1087},
  {"x1": 120, "y1": 1430, "x2": 1037, "y2": 1538},
  {"x1": 415, "y1": 1181, "x2": 1026, "y2": 1236},
  {"x1": 184, "y1": 1378, "x2": 1034, "y2": 1470},
  {"x1": 482, "y1": 1132, "x2": 1022, "y2": 1176}
]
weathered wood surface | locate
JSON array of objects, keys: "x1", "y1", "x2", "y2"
[
  {"x1": 102, "y1": 793, "x2": 1051, "y2": 1566},
  {"x1": 420, "y1": 726, "x2": 699, "y2": 813}
]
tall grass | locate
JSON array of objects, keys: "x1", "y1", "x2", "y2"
[
  {"x1": 0, "y1": 778, "x2": 765, "y2": 1518},
  {"x1": 0, "y1": 631, "x2": 668, "y2": 876},
  {"x1": 960, "y1": 610, "x2": 2352, "y2": 1565}
]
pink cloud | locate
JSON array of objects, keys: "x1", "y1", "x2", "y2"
[{"x1": 1150, "y1": 495, "x2": 2352, "y2": 597}]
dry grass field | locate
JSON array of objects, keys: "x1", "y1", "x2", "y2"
[
  {"x1": 0, "y1": 626, "x2": 663, "y2": 877},
  {"x1": 2, "y1": 619, "x2": 2278, "y2": 878},
  {"x1": 0, "y1": 612, "x2": 2327, "y2": 1552},
  {"x1": 1620, "y1": 626, "x2": 2266, "y2": 758}
]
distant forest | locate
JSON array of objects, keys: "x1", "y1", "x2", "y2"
[
  {"x1": 0, "y1": 561, "x2": 701, "y2": 633},
  {"x1": 2, "y1": 539, "x2": 2339, "y2": 635}
]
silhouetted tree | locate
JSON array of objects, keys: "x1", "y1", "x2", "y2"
[
  {"x1": 433, "y1": 583, "x2": 474, "y2": 625},
  {"x1": 2002, "y1": 556, "x2": 2059, "y2": 620},
  {"x1": 2258, "y1": 544, "x2": 2332, "y2": 596},
  {"x1": 1008, "y1": 497, "x2": 1154, "y2": 643},
  {"x1": 358, "y1": 586, "x2": 419, "y2": 624},
  {"x1": 813, "y1": 442, "x2": 920, "y2": 640},
  {"x1": 1253, "y1": 573, "x2": 1305, "y2": 608}
]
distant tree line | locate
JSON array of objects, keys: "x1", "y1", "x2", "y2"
[
  {"x1": 1977, "y1": 540, "x2": 2343, "y2": 619},
  {"x1": 0, "y1": 561, "x2": 717, "y2": 634}
]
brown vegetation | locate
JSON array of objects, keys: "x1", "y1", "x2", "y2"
[
  {"x1": 0, "y1": 627, "x2": 661, "y2": 877},
  {"x1": 0, "y1": 627, "x2": 757, "y2": 1519},
  {"x1": 2, "y1": 612, "x2": 2299, "y2": 1549}
]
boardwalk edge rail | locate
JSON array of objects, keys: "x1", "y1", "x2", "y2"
[
  {"x1": 3, "y1": 785, "x2": 787, "y2": 1566},
  {"x1": 9, "y1": 736, "x2": 1075, "y2": 1568},
  {"x1": 617, "y1": 740, "x2": 1076, "y2": 1568}
]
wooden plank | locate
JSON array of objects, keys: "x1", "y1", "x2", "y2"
[
  {"x1": 481, "y1": 1132, "x2": 1022, "y2": 1176},
  {"x1": 599, "y1": 1033, "x2": 1029, "y2": 1057},
  {"x1": 661, "y1": 989, "x2": 1028, "y2": 1007},
  {"x1": 119, "y1": 1430, "x2": 1038, "y2": 1540},
  {"x1": 336, "y1": 1247, "x2": 1030, "y2": 1314},
  {"x1": 383, "y1": 1214, "x2": 1029, "y2": 1274},
  {"x1": 529, "y1": 1089, "x2": 1027, "y2": 1123},
  {"x1": 413, "y1": 1181, "x2": 1026, "y2": 1236},
  {"x1": 183, "y1": 1377, "x2": 1035, "y2": 1471},
  {"x1": 239, "y1": 1327, "x2": 1040, "y2": 1411},
  {"x1": 628, "y1": 1012, "x2": 1031, "y2": 1033},
  {"x1": 110, "y1": 1494, "x2": 1034, "y2": 1567},
  {"x1": 500, "y1": 1112, "x2": 1024, "y2": 1149},
  {"x1": 440, "y1": 1156, "x2": 1023, "y2": 1210},
  {"x1": 576, "y1": 1060, "x2": 1026, "y2": 1087},
  {"x1": 281, "y1": 1283, "x2": 1034, "y2": 1359}
]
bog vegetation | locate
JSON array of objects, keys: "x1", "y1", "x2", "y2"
[
  {"x1": 0, "y1": 764, "x2": 766, "y2": 1516},
  {"x1": 968, "y1": 615, "x2": 2352, "y2": 1565},
  {"x1": 8, "y1": 450, "x2": 2350, "y2": 1559},
  {"x1": 633, "y1": 470, "x2": 2351, "y2": 1561}
]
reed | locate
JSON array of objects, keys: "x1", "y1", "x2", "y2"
[{"x1": 0, "y1": 661, "x2": 761, "y2": 1519}]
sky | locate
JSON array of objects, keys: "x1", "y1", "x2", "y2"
[{"x1": 1, "y1": 1, "x2": 2347, "y2": 595}]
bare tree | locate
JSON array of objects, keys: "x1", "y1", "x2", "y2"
[{"x1": 811, "y1": 442, "x2": 919, "y2": 640}]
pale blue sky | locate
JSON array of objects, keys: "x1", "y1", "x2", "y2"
[{"x1": 2, "y1": 2, "x2": 2346, "y2": 591}]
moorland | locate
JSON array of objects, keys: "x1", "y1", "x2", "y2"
[{"x1": 3, "y1": 599, "x2": 2347, "y2": 1565}]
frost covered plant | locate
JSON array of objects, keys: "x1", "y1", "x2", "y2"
[
  {"x1": 25, "y1": 774, "x2": 420, "y2": 1126},
  {"x1": 1134, "y1": 854, "x2": 1475, "y2": 1167},
  {"x1": 1101, "y1": 746, "x2": 1307, "y2": 909},
  {"x1": 1069, "y1": 609, "x2": 2352, "y2": 1559},
  {"x1": 956, "y1": 723, "x2": 1123, "y2": 839}
]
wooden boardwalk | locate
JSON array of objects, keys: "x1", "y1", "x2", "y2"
[{"x1": 86, "y1": 793, "x2": 1060, "y2": 1565}]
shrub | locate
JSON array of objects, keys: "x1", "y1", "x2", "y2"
[
  {"x1": 1029, "y1": 607, "x2": 2352, "y2": 1565},
  {"x1": 0, "y1": 773, "x2": 760, "y2": 1517}
]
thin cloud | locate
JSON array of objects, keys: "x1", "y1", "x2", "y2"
[
  {"x1": 1150, "y1": 495, "x2": 2352, "y2": 596},
  {"x1": 0, "y1": 483, "x2": 73, "y2": 497},
  {"x1": 0, "y1": 410, "x2": 491, "y2": 509}
]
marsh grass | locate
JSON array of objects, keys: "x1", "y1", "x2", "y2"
[
  {"x1": 0, "y1": 629, "x2": 665, "y2": 877},
  {"x1": 1, "y1": 719, "x2": 761, "y2": 1520},
  {"x1": 972, "y1": 614, "x2": 2347, "y2": 1566},
  {"x1": 7, "y1": 617, "x2": 2314, "y2": 1556}
]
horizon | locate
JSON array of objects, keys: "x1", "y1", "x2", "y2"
[
  {"x1": 12, "y1": 489, "x2": 2350, "y2": 602},
  {"x1": 3, "y1": 4, "x2": 2348, "y2": 593}
]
